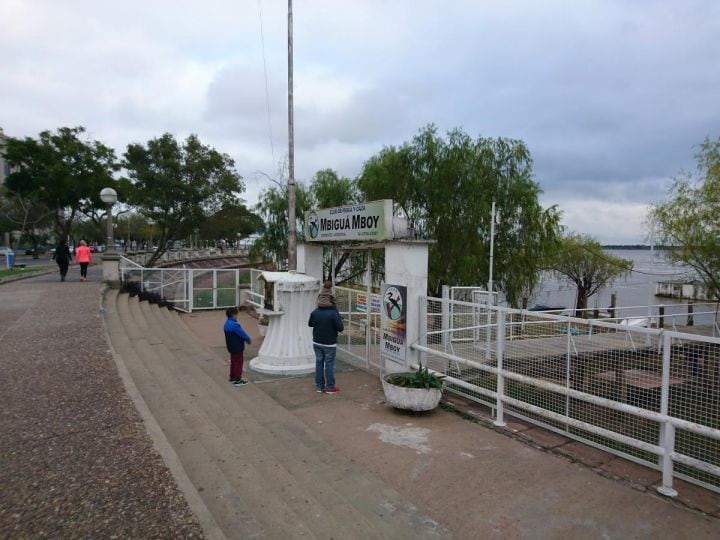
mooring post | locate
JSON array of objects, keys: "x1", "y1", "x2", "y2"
[
  {"x1": 687, "y1": 301, "x2": 694, "y2": 327},
  {"x1": 609, "y1": 293, "x2": 617, "y2": 320},
  {"x1": 658, "y1": 305, "x2": 665, "y2": 329}
]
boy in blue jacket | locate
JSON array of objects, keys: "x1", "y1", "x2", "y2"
[{"x1": 224, "y1": 307, "x2": 252, "y2": 386}]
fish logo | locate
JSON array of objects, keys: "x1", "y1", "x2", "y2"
[
  {"x1": 308, "y1": 212, "x2": 319, "y2": 239},
  {"x1": 384, "y1": 287, "x2": 403, "y2": 320}
]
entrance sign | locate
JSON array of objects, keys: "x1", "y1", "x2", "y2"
[
  {"x1": 381, "y1": 283, "x2": 407, "y2": 364},
  {"x1": 305, "y1": 200, "x2": 393, "y2": 242}
]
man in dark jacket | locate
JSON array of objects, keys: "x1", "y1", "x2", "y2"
[
  {"x1": 308, "y1": 288, "x2": 344, "y2": 394},
  {"x1": 224, "y1": 307, "x2": 252, "y2": 386},
  {"x1": 52, "y1": 239, "x2": 72, "y2": 282}
]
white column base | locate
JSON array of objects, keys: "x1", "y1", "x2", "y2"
[
  {"x1": 249, "y1": 271, "x2": 321, "y2": 377},
  {"x1": 250, "y1": 356, "x2": 315, "y2": 376}
]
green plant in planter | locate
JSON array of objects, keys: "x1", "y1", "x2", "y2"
[
  {"x1": 386, "y1": 364, "x2": 445, "y2": 390},
  {"x1": 258, "y1": 315, "x2": 269, "y2": 326}
]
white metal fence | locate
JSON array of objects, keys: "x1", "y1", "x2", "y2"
[
  {"x1": 334, "y1": 286, "x2": 383, "y2": 371},
  {"x1": 119, "y1": 256, "x2": 240, "y2": 312},
  {"x1": 237, "y1": 270, "x2": 720, "y2": 495},
  {"x1": 416, "y1": 295, "x2": 720, "y2": 496}
]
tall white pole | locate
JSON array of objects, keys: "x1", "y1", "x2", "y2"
[
  {"x1": 647, "y1": 220, "x2": 655, "y2": 343},
  {"x1": 287, "y1": 0, "x2": 297, "y2": 271},
  {"x1": 488, "y1": 201, "x2": 496, "y2": 295},
  {"x1": 486, "y1": 201, "x2": 496, "y2": 359}
]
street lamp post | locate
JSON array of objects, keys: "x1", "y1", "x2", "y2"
[{"x1": 100, "y1": 187, "x2": 118, "y2": 254}]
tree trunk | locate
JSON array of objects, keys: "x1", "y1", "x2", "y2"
[{"x1": 575, "y1": 288, "x2": 588, "y2": 315}]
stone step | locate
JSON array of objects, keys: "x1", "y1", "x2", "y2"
[
  {"x1": 137, "y1": 300, "x2": 386, "y2": 538},
  {"x1": 133, "y1": 301, "x2": 358, "y2": 538},
  {"x1": 112, "y1": 293, "x2": 269, "y2": 537},
  {"x1": 112, "y1": 294, "x2": 440, "y2": 538},
  {"x1": 166, "y1": 305, "x2": 439, "y2": 538}
]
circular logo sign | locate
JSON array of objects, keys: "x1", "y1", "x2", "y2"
[
  {"x1": 384, "y1": 287, "x2": 403, "y2": 320},
  {"x1": 308, "y1": 211, "x2": 319, "y2": 239}
]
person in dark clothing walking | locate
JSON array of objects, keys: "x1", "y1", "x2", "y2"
[
  {"x1": 52, "y1": 239, "x2": 72, "y2": 282},
  {"x1": 308, "y1": 285, "x2": 344, "y2": 394},
  {"x1": 223, "y1": 307, "x2": 252, "y2": 386}
]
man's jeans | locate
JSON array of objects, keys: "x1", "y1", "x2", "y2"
[{"x1": 314, "y1": 344, "x2": 336, "y2": 390}]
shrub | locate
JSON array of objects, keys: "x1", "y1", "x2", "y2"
[{"x1": 385, "y1": 364, "x2": 445, "y2": 390}]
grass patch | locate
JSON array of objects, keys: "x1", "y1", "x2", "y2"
[
  {"x1": 193, "y1": 288, "x2": 238, "y2": 308},
  {"x1": 0, "y1": 265, "x2": 52, "y2": 279}
]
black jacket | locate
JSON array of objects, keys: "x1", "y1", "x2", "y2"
[
  {"x1": 53, "y1": 244, "x2": 72, "y2": 264},
  {"x1": 308, "y1": 306, "x2": 344, "y2": 345}
]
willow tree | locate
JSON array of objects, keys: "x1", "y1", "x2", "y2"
[
  {"x1": 358, "y1": 125, "x2": 562, "y2": 304},
  {"x1": 549, "y1": 234, "x2": 633, "y2": 313},
  {"x1": 650, "y1": 137, "x2": 720, "y2": 302},
  {"x1": 252, "y1": 168, "x2": 364, "y2": 277}
]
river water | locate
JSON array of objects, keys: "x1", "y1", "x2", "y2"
[{"x1": 528, "y1": 249, "x2": 718, "y2": 326}]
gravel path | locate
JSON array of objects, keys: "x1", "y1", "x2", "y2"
[{"x1": 0, "y1": 266, "x2": 204, "y2": 538}]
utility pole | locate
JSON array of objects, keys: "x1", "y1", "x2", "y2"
[{"x1": 287, "y1": 0, "x2": 297, "y2": 271}]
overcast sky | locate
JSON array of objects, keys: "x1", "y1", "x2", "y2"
[{"x1": 2, "y1": 0, "x2": 718, "y2": 243}]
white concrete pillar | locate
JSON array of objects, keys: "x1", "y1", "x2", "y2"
[
  {"x1": 102, "y1": 253, "x2": 120, "y2": 285},
  {"x1": 250, "y1": 272, "x2": 321, "y2": 375},
  {"x1": 297, "y1": 242, "x2": 324, "y2": 281},
  {"x1": 384, "y1": 241, "x2": 429, "y2": 370}
]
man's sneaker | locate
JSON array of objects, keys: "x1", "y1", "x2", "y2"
[
  {"x1": 325, "y1": 386, "x2": 340, "y2": 394},
  {"x1": 316, "y1": 388, "x2": 324, "y2": 393},
  {"x1": 234, "y1": 379, "x2": 249, "y2": 386}
]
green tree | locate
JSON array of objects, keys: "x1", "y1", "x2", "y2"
[
  {"x1": 4, "y1": 127, "x2": 120, "y2": 240},
  {"x1": 650, "y1": 137, "x2": 720, "y2": 301},
  {"x1": 358, "y1": 125, "x2": 562, "y2": 303},
  {"x1": 548, "y1": 234, "x2": 633, "y2": 313},
  {"x1": 200, "y1": 203, "x2": 263, "y2": 245},
  {"x1": 309, "y1": 169, "x2": 369, "y2": 282},
  {"x1": 124, "y1": 133, "x2": 244, "y2": 266},
  {"x1": 251, "y1": 182, "x2": 313, "y2": 269},
  {"x1": 251, "y1": 168, "x2": 365, "y2": 279},
  {"x1": 0, "y1": 187, "x2": 54, "y2": 254}
]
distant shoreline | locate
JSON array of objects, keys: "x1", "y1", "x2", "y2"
[{"x1": 602, "y1": 245, "x2": 669, "y2": 250}]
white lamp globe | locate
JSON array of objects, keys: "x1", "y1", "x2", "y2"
[{"x1": 100, "y1": 187, "x2": 118, "y2": 204}]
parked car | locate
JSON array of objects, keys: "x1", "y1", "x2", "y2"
[
  {"x1": 0, "y1": 246, "x2": 13, "y2": 255},
  {"x1": 22, "y1": 246, "x2": 48, "y2": 255}
]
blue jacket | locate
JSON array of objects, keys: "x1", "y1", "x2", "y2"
[
  {"x1": 308, "y1": 306, "x2": 344, "y2": 345},
  {"x1": 224, "y1": 318, "x2": 252, "y2": 353}
]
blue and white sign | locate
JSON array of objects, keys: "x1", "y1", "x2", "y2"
[{"x1": 381, "y1": 283, "x2": 407, "y2": 363}]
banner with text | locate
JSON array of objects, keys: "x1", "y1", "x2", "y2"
[
  {"x1": 381, "y1": 283, "x2": 407, "y2": 364},
  {"x1": 305, "y1": 199, "x2": 393, "y2": 242}
]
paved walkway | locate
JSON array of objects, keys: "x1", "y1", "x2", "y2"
[
  {"x1": 0, "y1": 267, "x2": 202, "y2": 538},
  {"x1": 2, "y1": 270, "x2": 720, "y2": 538}
]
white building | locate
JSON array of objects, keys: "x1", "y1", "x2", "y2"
[{"x1": 0, "y1": 127, "x2": 9, "y2": 185}]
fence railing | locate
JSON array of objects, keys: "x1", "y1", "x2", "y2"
[
  {"x1": 334, "y1": 286, "x2": 383, "y2": 371},
  {"x1": 247, "y1": 269, "x2": 265, "y2": 309},
  {"x1": 124, "y1": 247, "x2": 249, "y2": 267},
  {"x1": 119, "y1": 256, "x2": 240, "y2": 312},
  {"x1": 416, "y1": 295, "x2": 720, "y2": 496}
]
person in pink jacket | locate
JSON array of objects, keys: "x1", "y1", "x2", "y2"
[{"x1": 75, "y1": 240, "x2": 93, "y2": 281}]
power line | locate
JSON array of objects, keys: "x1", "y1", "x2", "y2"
[{"x1": 257, "y1": 0, "x2": 276, "y2": 174}]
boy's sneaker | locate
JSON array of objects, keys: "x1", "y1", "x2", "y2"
[
  {"x1": 233, "y1": 379, "x2": 249, "y2": 386},
  {"x1": 325, "y1": 386, "x2": 340, "y2": 394}
]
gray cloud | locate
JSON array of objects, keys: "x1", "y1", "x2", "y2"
[{"x1": 1, "y1": 0, "x2": 719, "y2": 243}]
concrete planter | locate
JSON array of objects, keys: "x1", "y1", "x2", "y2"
[
  {"x1": 382, "y1": 374, "x2": 442, "y2": 411},
  {"x1": 257, "y1": 323, "x2": 267, "y2": 337}
]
